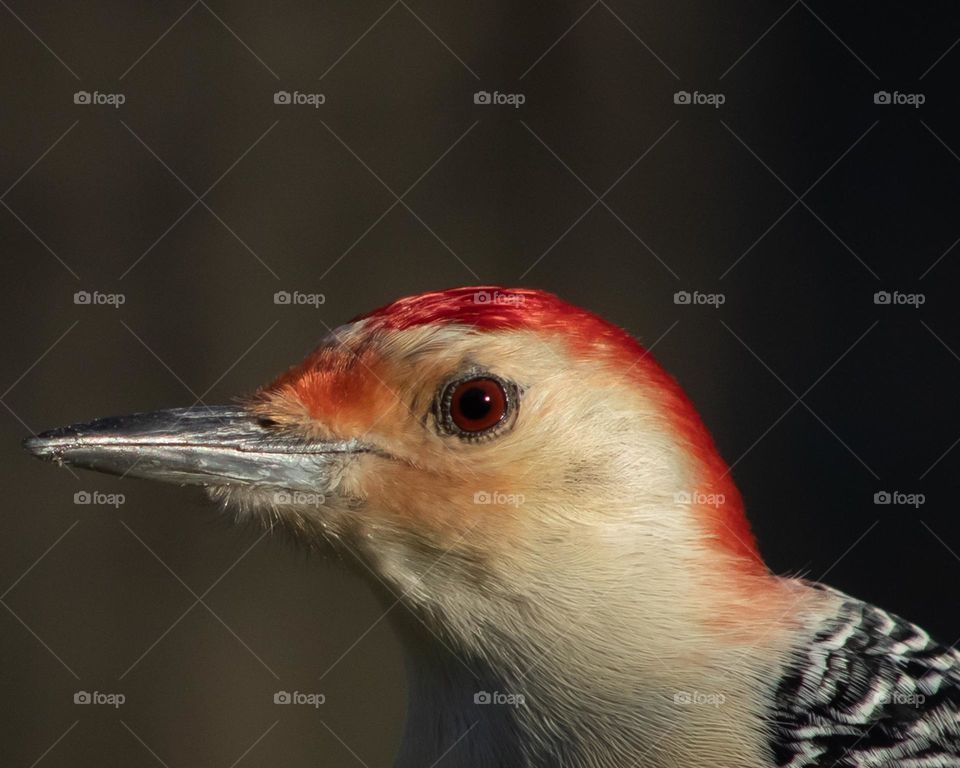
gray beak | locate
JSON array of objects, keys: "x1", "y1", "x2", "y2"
[{"x1": 23, "y1": 406, "x2": 365, "y2": 493}]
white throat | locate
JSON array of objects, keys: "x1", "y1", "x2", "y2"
[{"x1": 382, "y1": 547, "x2": 810, "y2": 768}]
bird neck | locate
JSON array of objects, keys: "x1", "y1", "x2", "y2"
[
  {"x1": 385, "y1": 555, "x2": 809, "y2": 768},
  {"x1": 393, "y1": 624, "x2": 528, "y2": 768}
]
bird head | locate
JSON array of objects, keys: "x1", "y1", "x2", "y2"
[{"x1": 25, "y1": 287, "x2": 781, "y2": 763}]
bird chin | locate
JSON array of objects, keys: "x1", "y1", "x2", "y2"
[{"x1": 205, "y1": 483, "x2": 353, "y2": 548}]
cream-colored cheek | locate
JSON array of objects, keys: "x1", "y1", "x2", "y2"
[{"x1": 342, "y1": 450, "x2": 524, "y2": 540}]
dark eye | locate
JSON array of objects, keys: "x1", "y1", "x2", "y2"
[{"x1": 440, "y1": 375, "x2": 512, "y2": 437}]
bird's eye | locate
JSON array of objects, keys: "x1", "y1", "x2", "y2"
[{"x1": 439, "y1": 375, "x2": 513, "y2": 437}]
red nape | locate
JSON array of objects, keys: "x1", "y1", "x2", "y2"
[{"x1": 357, "y1": 286, "x2": 760, "y2": 567}]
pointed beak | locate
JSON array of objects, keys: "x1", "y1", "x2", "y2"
[{"x1": 23, "y1": 406, "x2": 366, "y2": 493}]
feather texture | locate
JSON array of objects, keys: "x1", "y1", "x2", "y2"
[{"x1": 772, "y1": 584, "x2": 960, "y2": 767}]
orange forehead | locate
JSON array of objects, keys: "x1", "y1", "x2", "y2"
[{"x1": 259, "y1": 344, "x2": 401, "y2": 439}]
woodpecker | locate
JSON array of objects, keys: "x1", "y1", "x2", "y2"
[{"x1": 24, "y1": 287, "x2": 960, "y2": 767}]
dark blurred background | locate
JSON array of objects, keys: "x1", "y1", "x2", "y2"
[{"x1": 2, "y1": 2, "x2": 960, "y2": 765}]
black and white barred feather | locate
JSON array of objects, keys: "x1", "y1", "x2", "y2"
[{"x1": 771, "y1": 585, "x2": 960, "y2": 767}]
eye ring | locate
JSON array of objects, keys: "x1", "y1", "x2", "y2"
[{"x1": 437, "y1": 372, "x2": 517, "y2": 439}]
